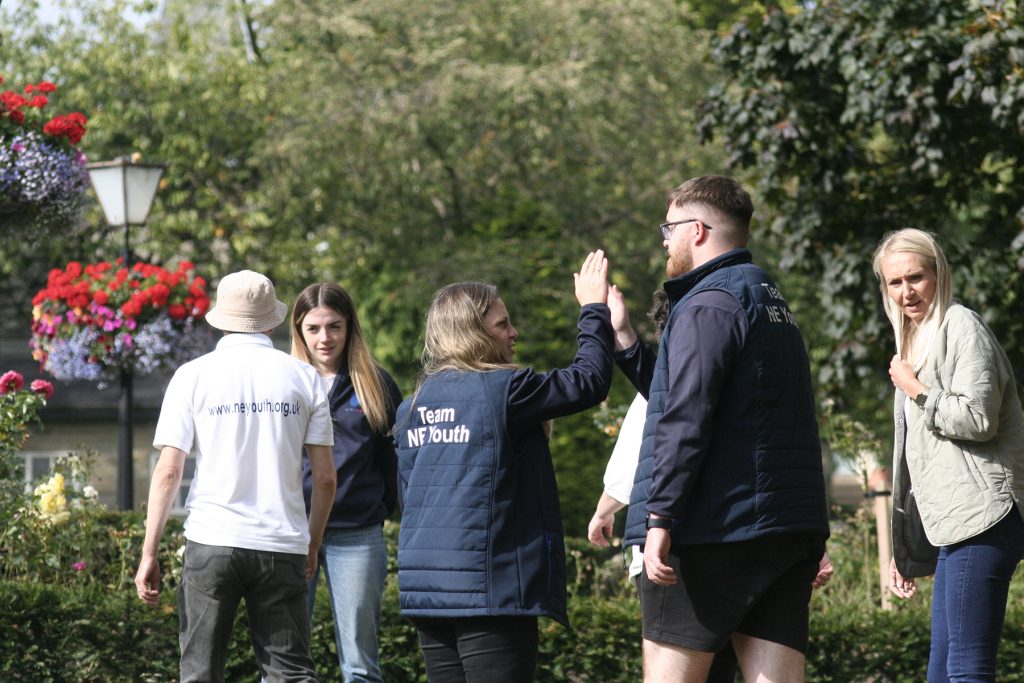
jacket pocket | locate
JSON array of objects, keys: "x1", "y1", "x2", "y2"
[
  {"x1": 544, "y1": 531, "x2": 554, "y2": 598},
  {"x1": 543, "y1": 531, "x2": 565, "y2": 600},
  {"x1": 182, "y1": 542, "x2": 236, "y2": 597}
]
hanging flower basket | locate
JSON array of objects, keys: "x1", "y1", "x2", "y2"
[
  {"x1": 0, "y1": 74, "x2": 89, "y2": 237},
  {"x1": 30, "y1": 260, "x2": 216, "y2": 386}
]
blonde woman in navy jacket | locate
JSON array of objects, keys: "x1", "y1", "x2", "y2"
[
  {"x1": 394, "y1": 251, "x2": 614, "y2": 682},
  {"x1": 290, "y1": 283, "x2": 402, "y2": 683}
]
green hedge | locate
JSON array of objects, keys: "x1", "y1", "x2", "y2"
[
  {"x1": 4, "y1": 518, "x2": 1024, "y2": 681},
  {"x1": 5, "y1": 574, "x2": 1024, "y2": 681}
]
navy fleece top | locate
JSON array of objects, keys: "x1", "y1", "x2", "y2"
[{"x1": 302, "y1": 365, "x2": 403, "y2": 528}]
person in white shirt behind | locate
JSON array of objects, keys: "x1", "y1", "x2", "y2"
[{"x1": 135, "y1": 269, "x2": 337, "y2": 683}]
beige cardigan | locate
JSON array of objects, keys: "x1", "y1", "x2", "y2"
[{"x1": 892, "y1": 304, "x2": 1024, "y2": 548}]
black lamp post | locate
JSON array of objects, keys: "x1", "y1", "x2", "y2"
[{"x1": 86, "y1": 157, "x2": 164, "y2": 511}]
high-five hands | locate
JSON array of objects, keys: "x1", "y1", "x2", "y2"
[
  {"x1": 607, "y1": 284, "x2": 637, "y2": 351},
  {"x1": 574, "y1": 250, "x2": 609, "y2": 306}
]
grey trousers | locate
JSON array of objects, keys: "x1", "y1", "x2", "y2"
[{"x1": 178, "y1": 540, "x2": 317, "y2": 683}]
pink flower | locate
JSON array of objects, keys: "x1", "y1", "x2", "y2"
[
  {"x1": 30, "y1": 379, "x2": 54, "y2": 399},
  {"x1": 0, "y1": 370, "x2": 24, "y2": 394},
  {"x1": 72, "y1": 561, "x2": 86, "y2": 572}
]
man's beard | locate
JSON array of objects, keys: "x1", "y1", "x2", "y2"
[{"x1": 666, "y1": 242, "x2": 693, "y2": 278}]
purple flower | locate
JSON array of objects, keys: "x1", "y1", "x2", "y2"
[
  {"x1": 38, "y1": 310, "x2": 215, "y2": 384},
  {"x1": 1, "y1": 131, "x2": 89, "y2": 231},
  {"x1": 72, "y1": 561, "x2": 86, "y2": 572},
  {"x1": 45, "y1": 328, "x2": 105, "y2": 382}
]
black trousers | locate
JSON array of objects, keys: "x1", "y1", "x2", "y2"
[{"x1": 413, "y1": 616, "x2": 539, "y2": 683}]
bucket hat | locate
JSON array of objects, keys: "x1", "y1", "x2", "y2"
[{"x1": 205, "y1": 270, "x2": 288, "y2": 332}]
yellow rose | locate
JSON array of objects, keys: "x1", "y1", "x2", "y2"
[{"x1": 35, "y1": 474, "x2": 68, "y2": 518}]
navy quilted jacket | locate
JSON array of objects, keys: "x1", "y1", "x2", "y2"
[
  {"x1": 394, "y1": 304, "x2": 613, "y2": 625},
  {"x1": 623, "y1": 249, "x2": 829, "y2": 547}
]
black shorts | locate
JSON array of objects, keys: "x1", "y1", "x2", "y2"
[{"x1": 639, "y1": 532, "x2": 824, "y2": 653}]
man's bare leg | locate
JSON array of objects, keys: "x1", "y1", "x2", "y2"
[
  {"x1": 731, "y1": 633, "x2": 806, "y2": 683},
  {"x1": 642, "y1": 638, "x2": 715, "y2": 683}
]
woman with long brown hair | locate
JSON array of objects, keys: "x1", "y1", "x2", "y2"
[{"x1": 290, "y1": 282, "x2": 402, "y2": 683}]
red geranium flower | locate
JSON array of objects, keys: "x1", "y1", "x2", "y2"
[
  {"x1": 192, "y1": 297, "x2": 211, "y2": 316},
  {"x1": 42, "y1": 112, "x2": 88, "y2": 145},
  {"x1": 31, "y1": 259, "x2": 212, "y2": 383}
]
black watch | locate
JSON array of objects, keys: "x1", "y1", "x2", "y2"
[
  {"x1": 645, "y1": 514, "x2": 673, "y2": 530},
  {"x1": 914, "y1": 391, "x2": 928, "y2": 408}
]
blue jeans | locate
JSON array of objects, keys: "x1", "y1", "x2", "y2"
[
  {"x1": 312, "y1": 525, "x2": 388, "y2": 683},
  {"x1": 178, "y1": 541, "x2": 315, "y2": 683},
  {"x1": 928, "y1": 510, "x2": 1024, "y2": 682}
]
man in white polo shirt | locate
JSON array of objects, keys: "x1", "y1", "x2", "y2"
[{"x1": 135, "y1": 269, "x2": 336, "y2": 683}]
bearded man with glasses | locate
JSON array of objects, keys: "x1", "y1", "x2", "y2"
[{"x1": 609, "y1": 175, "x2": 830, "y2": 683}]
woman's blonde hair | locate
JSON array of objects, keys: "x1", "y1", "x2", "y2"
[
  {"x1": 290, "y1": 283, "x2": 393, "y2": 434},
  {"x1": 421, "y1": 281, "x2": 515, "y2": 376},
  {"x1": 871, "y1": 228, "x2": 953, "y2": 362},
  {"x1": 418, "y1": 281, "x2": 551, "y2": 437}
]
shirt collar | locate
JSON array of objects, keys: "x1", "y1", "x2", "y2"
[{"x1": 215, "y1": 332, "x2": 276, "y2": 350}]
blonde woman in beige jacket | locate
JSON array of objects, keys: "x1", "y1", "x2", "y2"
[{"x1": 873, "y1": 228, "x2": 1024, "y2": 682}]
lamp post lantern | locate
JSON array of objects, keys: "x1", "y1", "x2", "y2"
[{"x1": 86, "y1": 157, "x2": 165, "y2": 511}]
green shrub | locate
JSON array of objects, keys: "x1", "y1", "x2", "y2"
[
  {"x1": 4, "y1": 481, "x2": 1024, "y2": 681},
  {"x1": 5, "y1": 545, "x2": 1024, "y2": 681},
  {"x1": 538, "y1": 593, "x2": 642, "y2": 682},
  {"x1": 0, "y1": 580, "x2": 180, "y2": 681}
]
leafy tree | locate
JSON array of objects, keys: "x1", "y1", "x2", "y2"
[
  {"x1": 249, "y1": 0, "x2": 727, "y2": 532},
  {"x1": 2, "y1": 0, "x2": 728, "y2": 534},
  {"x1": 678, "y1": 0, "x2": 803, "y2": 32},
  {"x1": 0, "y1": 0, "x2": 270, "y2": 335},
  {"x1": 250, "y1": 0, "x2": 723, "y2": 377},
  {"x1": 698, "y1": 0, "x2": 1024, "y2": 438}
]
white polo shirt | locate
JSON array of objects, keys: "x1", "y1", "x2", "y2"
[{"x1": 153, "y1": 333, "x2": 333, "y2": 555}]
